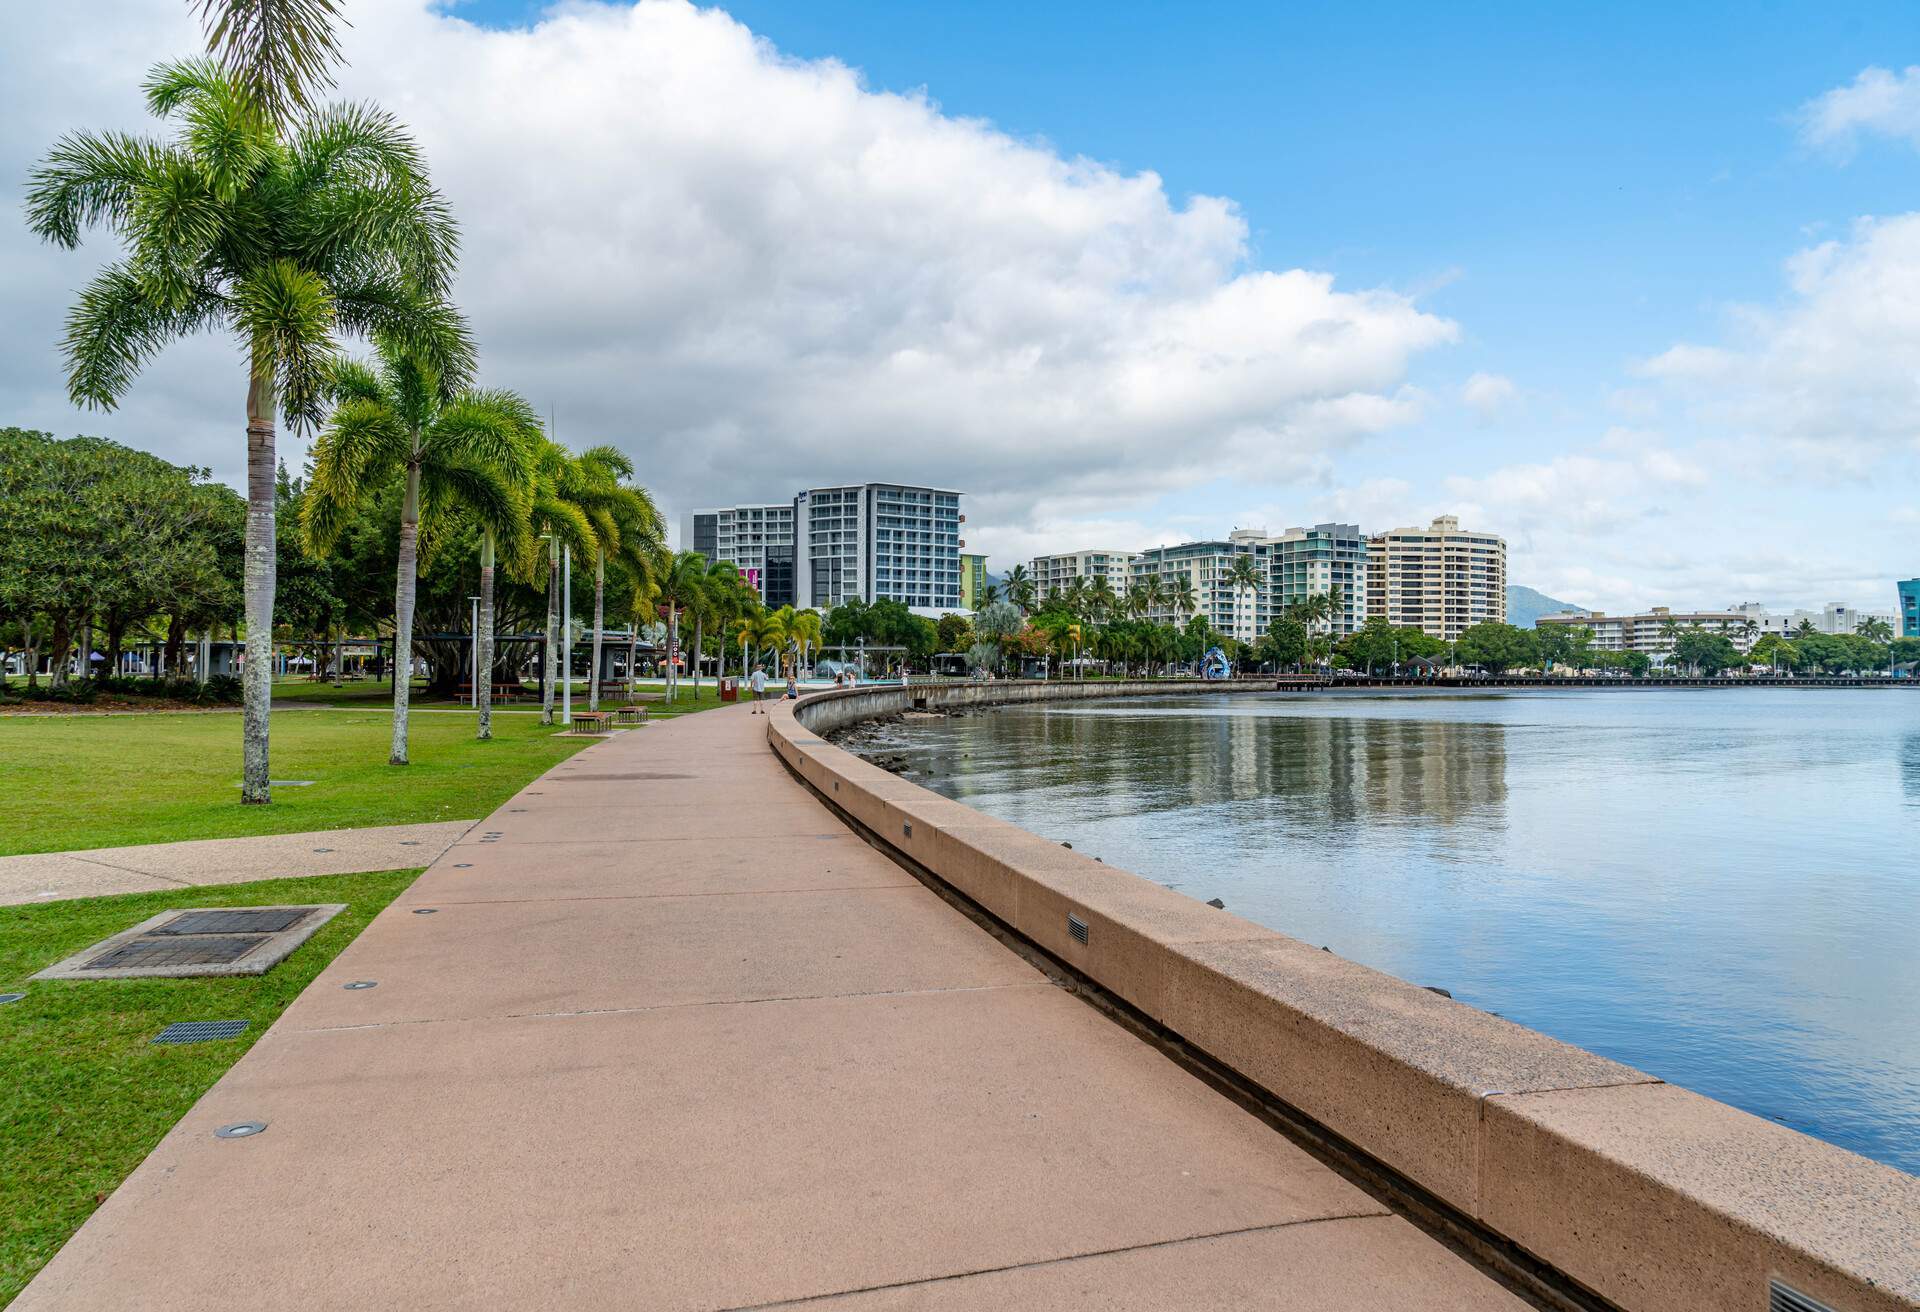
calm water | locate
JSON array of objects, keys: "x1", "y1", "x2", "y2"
[{"x1": 858, "y1": 689, "x2": 1920, "y2": 1175}]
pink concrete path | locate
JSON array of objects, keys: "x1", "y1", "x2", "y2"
[{"x1": 18, "y1": 703, "x2": 1527, "y2": 1310}]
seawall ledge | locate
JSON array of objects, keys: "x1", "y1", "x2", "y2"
[{"x1": 768, "y1": 680, "x2": 1920, "y2": 1312}]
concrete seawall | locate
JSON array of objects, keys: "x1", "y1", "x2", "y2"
[{"x1": 769, "y1": 681, "x2": 1920, "y2": 1312}]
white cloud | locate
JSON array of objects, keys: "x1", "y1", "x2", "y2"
[
  {"x1": 0, "y1": 0, "x2": 1456, "y2": 569},
  {"x1": 1460, "y1": 371, "x2": 1516, "y2": 418},
  {"x1": 1799, "y1": 65, "x2": 1920, "y2": 156},
  {"x1": 1638, "y1": 213, "x2": 1920, "y2": 476}
]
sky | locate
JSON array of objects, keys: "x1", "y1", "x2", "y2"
[{"x1": 3, "y1": 0, "x2": 1918, "y2": 614}]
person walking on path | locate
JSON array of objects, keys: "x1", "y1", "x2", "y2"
[{"x1": 749, "y1": 665, "x2": 768, "y2": 714}]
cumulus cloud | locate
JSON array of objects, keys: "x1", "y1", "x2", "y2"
[
  {"x1": 0, "y1": 0, "x2": 1456, "y2": 565},
  {"x1": 1799, "y1": 65, "x2": 1920, "y2": 156},
  {"x1": 1460, "y1": 371, "x2": 1516, "y2": 419},
  {"x1": 1638, "y1": 213, "x2": 1920, "y2": 476}
]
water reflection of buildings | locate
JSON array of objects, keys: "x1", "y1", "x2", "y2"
[{"x1": 935, "y1": 704, "x2": 1509, "y2": 835}]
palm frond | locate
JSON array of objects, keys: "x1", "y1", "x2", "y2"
[
  {"x1": 419, "y1": 458, "x2": 526, "y2": 572},
  {"x1": 532, "y1": 495, "x2": 598, "y2": 559},
  {"x1": 327, "y1": 357, "x2": 389, "y2": 407},
  {"x1": 331, "y1": 283, "x2": 473, "y2": 391},
  {"x1": 231, "y1": 257, "x2": 337, "y2": 428},
  {"x1": 193, "y1": 0, "x2": 347, "y2": 127},
  {"x1": 24, "y1": 131, "x2": 169, "y2": 248},
  {"x1": 303, "y1": 394, "x2": 407, "y2": 552},
  {"x1": 62, "y1": 263, "x2": 225, "y2": 408}
]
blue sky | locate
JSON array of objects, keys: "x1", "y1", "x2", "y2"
[
  {"x1": 444, "y1": 0, "x2": 1919, "y2": 611},
  {"x1": 6, "y1": 0, "x2": 1916, "y2": 612}
]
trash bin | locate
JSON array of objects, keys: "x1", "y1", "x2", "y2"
[{"x1": 719, "y1": 676, "x2": 738, "y2": 702}]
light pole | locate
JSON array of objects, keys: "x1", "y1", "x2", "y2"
[
  {"x1": 468, "y1": 595, "x2": 480, "y2": 709},
  {"x1": 561, "y1": 542, "x2": 572, "y2": 726}
]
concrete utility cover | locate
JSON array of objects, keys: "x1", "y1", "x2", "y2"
[{"x1": 34, "y1": 904, "x2": 346, "y2": 981}]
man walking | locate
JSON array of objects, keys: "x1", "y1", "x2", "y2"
[{"x1": 749, "y1": 664, "x2": 768, "y2": 714}]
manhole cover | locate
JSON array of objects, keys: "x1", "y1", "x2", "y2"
[
  {"x1": 35, "y1": 904, "x2": 348, "y2": 981},
  {"x1": 153, "y1": 909, "x2": 310, "y2": 936},
  {"x1": 153, "y1": 1019, "x2": 250, "y2": 1045},
  {"x1": 90, "y1": 935, "x2": 271, "y2": 970}
]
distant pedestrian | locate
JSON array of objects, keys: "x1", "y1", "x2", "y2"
[
  {"x1": 749, "y1": 665, "x2": 767, "y2": 712},
  {"x1": 786, "y1": 672, "x2": 798, "y2": 699}
]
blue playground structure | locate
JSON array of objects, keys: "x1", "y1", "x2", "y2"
[{"x1": 1200, "y1": 646, "x2": 1231, "y2": 680}]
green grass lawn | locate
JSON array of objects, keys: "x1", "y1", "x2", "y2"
[
  {"x1": 0, "y1": 871, "x2": 417, "y2": 1306},
  {"x1": 0, "y1": 710, "x2": 594, "y2": 856}
]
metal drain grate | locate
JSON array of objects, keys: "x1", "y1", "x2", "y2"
[
  {"x1": 153, "y1": 908, "x2": 310, "y2": 936},
  {"x1": 1068, "y1": 913, "x2": 1089, "y2": 945},
  {"x1": 1770, "y1": 1282, "x2": 1837, "y2": 1312},
  {"x1": 36, "y1": 904, "x2": 347, "y2": 981},
  {"x1": 88, "y1": 935, "x2": 271, "y2": 970},
  {"x1": 152, "y1": 1020, "x2": 249, "y2": 1045}
]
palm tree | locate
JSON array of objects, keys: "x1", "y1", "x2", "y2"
[
  {"x1": 29, "y1": 59, "x2": 466, "y2": 802},
  {"x1": 1064, "y1": 577, "x2": 1089, "y2": 620},
  {"x1": 655, "y1": 551, "x2": 709, "y2": 704},
  {"x1": 624, "y1": 571, "x2": 659, "y2": 698},
  {"x1": 1124, "y1": 581, "x2": 1151, "y2": 620},
  {"x1": 1227, "y1": 556, "x2": 1262, "y2": 636},
  {"x1": 303, "y1": 347, "x2": 534, "y2": 765},
  {"x1": 1005, "y1": 563, "x2": 1035, "y2": 614},
  {"x1": 1857, "y1": 616, "x2": 1894, "y2": 643},
  {"x1": 567, "y1": 447, "x2": 664, "y2": 711},
  {"x1": 1086, "y1": 575, "x2": 1118, "y2": 624},
  {"x1": 739, "y1": 607, "x2": 788, "y2": 676},
  {"x1": 528, "y1": 444, "x2": 599, "y2": 725},
  {"x1": 979, "y1": 582, "x2": 1002, "y2": 609},
  {"x1": 789, "y1": 608, "x2": 823, "y2": 678},
  {"x1": 688, "y1": 558, "x2": 741, "y2": 698},
  {"x1": 1170, "y1": 576, "x2": 1199, "y2": 625}
]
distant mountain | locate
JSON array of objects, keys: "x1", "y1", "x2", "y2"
[{"x1": 1507, "y1": 585, "x2": 1587, "y2": 628}]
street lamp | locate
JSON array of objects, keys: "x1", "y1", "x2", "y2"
[{"x1": 561, "y1": 541, "x2": 572, "y2": 727}]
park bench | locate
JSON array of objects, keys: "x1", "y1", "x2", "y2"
[
  {"x1": 570, "y1": 710, "x2": 613, "y2": 734},
  {"x1": 458, "y1": 681, "x2": 529, "y2": 702},
  {"x1": 613, "y1": 705, "x2": 648, "y2": 726}
]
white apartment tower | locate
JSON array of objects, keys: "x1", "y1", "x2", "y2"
[
  {"x1": 793, "y1": 483, "x2": 963, "y2": 611},
  {"x1": 1365, "y1": 515, "x2": 1507, "y2": 641},
  {"x1": 1029, "y1": 550, "x2": 1135, "y2": 601}
]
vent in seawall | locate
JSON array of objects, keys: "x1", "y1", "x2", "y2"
[
  {"x1": 1770, "y1": 1282, "x2": 1837, "y2": 1312},
  {"x1": 1067, "y1": 913, "x2": 1089, "y2": 945}
]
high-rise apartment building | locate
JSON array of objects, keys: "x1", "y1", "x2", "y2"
[
  {"x1": 684, "y1": 503, "x2": 796, "y2": 606},
  {"x1": 1131, "y1": 534, "x2": 1271, "y2": 642},
  {"x1": 959, "y1": 553, "x2": 989, "y2": 611},
  {"x1": 1365, "y1": 515, "x2": 1506, "y2": 641},
  {"x1": 1029, "y1": 549, "x2": 1135, "y2": 601},
  {"x1": 793, "y1": 483, "x2": 963, "y2": 611},
  {"x1": 1901, "y1": 580, "x2": 1920, "y2": 639},
  {"x1": 1729, "y1": 601, "x2": 1898, "y2": 638},
  {"x1": 1264, "y1": 523, "x2": 1368, "y2": 638}
]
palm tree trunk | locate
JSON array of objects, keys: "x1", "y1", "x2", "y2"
[
  {"x1": 541, "y1": 537, "x2": 559, "y2": 725},
  {"x1": 626, "y1": 619, "x2": 638, "y2": 702},
  {"x1": 241, "y1": 364, "x2": 277, "y2": 804},
  {"x1": 590, "y1": 553, "x2": 606, "y2": 712},
  {"x1": 389, "y1": 461, "x2": 422, "y2": 765},
  {"x1": 692, "y1": 614, "x2": 704, "y2": 700},
  {"x1": 478, "y1": 528, "x2": 497, "y2": 741}
]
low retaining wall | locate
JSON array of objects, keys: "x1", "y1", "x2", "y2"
[{"x1": 769, "y1": 681, "x2": 1919, "y2": 1312}]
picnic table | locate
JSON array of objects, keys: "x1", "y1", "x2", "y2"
[{"x1": 570, "y1": 710, "x2": 613, "y2": 734}]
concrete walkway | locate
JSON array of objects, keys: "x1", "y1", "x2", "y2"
[
  {"x1": 16, "y1": 704, "x2": 1527, "y2": 1310},
  {"x1": 0, "y1": 821, "x2": 474, "y2": 906}
]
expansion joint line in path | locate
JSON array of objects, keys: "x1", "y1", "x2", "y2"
[{"x1": 717, "y1": 1212, "x2": 1397, "y2": 1310}]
